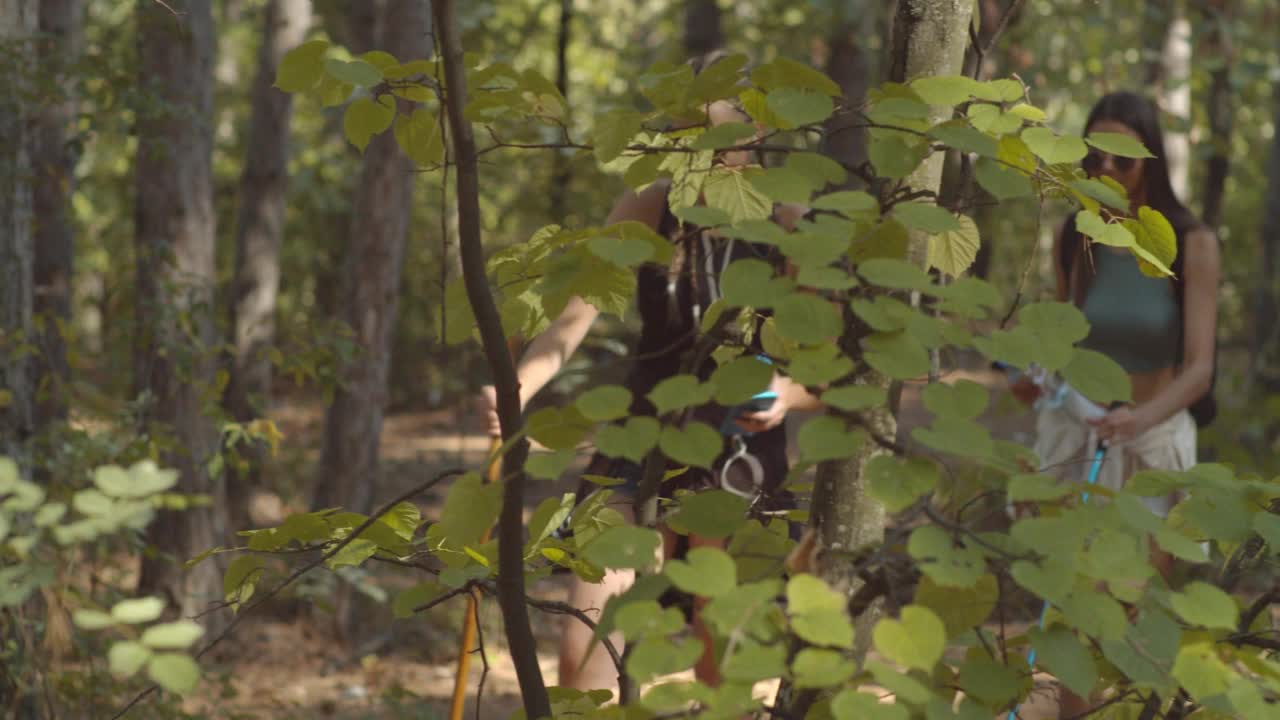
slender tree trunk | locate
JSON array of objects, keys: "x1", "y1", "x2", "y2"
[
  {"x1": 683, "y1": 0, "x2": 722, "y2": 57},
  {"x1": 1200, "y1": 0, "x2": 1233, "y2": 229},
  {"x1": 1145, "y1": 0, "x2": 1191, "y2": 199},
  {"x1": 0, "y1": 0, "x2": 36, "y2": 467},
  {"x1": 548, "y1": 0, "x2": 572, "y2": 223},
  {"x1": 313, "y1": 0, "x2": 426, "y2": 516},
  {"x1": 30, "y1": 0, "x2": 81, "y2": 433},
  {"x1": 225, "y1": 0, "x2": 311, "y2": 531},
  {"x1": 786, "y1": 2, "x2": 974, "y2": 717},
  {"x1": 1253, "y1": 75, "x2": 1280, "y2": 390},
  {"x1": 133, "y1": 0, "x2": 226, "y2": 628},
  {"x1": 434, "y1": 1, "x2": 550, "y2": 717},
  {"x1": 819, "y1": 1, "x2": 875, "y2": 190}
]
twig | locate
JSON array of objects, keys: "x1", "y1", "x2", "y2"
[
  {"x1": 1236, "y1": 590, "x2": 1280, "y2": 636},
  {"x1": 519, "y1": 594, "x2": 628, "y2": 697},
  {"x1": 472, "y1": 590, "x2": 490, "y2": 720},
  {"x1": 109, "y1": 468, "x2": 466, "y2": 719}
]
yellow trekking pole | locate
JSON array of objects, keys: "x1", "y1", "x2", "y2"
[{"x1": 448, "y1": 433, "x2": 500, "y2": 720}]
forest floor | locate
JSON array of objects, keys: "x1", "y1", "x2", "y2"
[{"x1": 175, "y1": 360, "x2": 1070, "y2": 720}]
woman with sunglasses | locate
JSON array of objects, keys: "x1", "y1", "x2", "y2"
[
  {"x1": 1015, "y1": 91, "x2": 1220, "y2": 718},
  {"x1": 479, "y1": 83, "x2": 823, "y2": 692}
]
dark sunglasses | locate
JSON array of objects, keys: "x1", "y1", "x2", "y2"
[{"x1": 1082, "y1": 149, "x2": 1137, "y2": 175}]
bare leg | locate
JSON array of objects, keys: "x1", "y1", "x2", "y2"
[{"x1": 558, "y1": 567, "x2": 633, "y2": 693}]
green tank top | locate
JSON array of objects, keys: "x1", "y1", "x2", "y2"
[{"x1": 1079, "y1": 248, "x2": 1181, "y2": 373}]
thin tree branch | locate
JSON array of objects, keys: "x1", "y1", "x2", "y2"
[
  {"x1": 110, "y1": 468, "x2": 466, "y2": 719},
  {"x1": 472, "y1": 590, "x2": 490, "y2": 720}
]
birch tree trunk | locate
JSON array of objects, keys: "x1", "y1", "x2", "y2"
[
  {"x1": 0, "y1": 0, "x2": 36, "y2": 473},
  {"x1": 133, "y1": 0, "x2": 225, "y2": 627},
  {"x1": 1145, "y1": 0, "x2": 1191, "y2": 199},
  {"x1": 31, "y1": 0, "x2": 81, "y2": 432},
  {"x1": 1253, "y1": 74, "x2": 1280, "y2": 390},
  {"x1": 786, "y1": 3, "x2": 973, "y2": 716},
  {"x1": 225, "y1": 0, "x2": 311, "y2": 530},
  {"x1": 819, "y1": 1, "x2": 875, "y2": 190}
]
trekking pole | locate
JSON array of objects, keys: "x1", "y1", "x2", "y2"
[
  {"x1": 448, "y1": 433, "x2": 502, "y2": 720},
  {"x1": 1007, "y1": 441, "x2": 1108, "y2": 720}
]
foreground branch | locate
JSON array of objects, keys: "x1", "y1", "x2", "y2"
[{"x1": 431, "y1": 2, "x2": 550, "y2": 718}]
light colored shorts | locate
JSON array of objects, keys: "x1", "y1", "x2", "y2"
[{"x1": 1034, "y1": 406, "x2": 1197, "y2": 517}]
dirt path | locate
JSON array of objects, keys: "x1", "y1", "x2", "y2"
[{"x1": 186, "y1": 361, "x2": 1051, "y2": 719}]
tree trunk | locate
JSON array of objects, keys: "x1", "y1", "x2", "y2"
[
  {"x1": 786, "y1": 3, "x2": 973, "y2": 716},
  {"x1": 1253, "y1": 75, "x2": 1280, "y2": 390},
  {"x1": 313, "y1": 0, "x2": 427, "y2": 516},
  {"x1": 435, "y1": 0, "x2": 550, "y2": 716},
  {"x1": 819, "y1": 2, "x2": 875, "y2": 190},
  {"x1": 1144, "y1": 0, "x2": 1191, "y2": 199},
  {"x1": 548, "y1": 0, "x2": 572, "y2": 223},
  {"x1": 683, "y1": 0, "x2": 722, "y2": 57},
  {"x1": 30, "y1": 0, "x2": 81, "y2": 433},
  {"x1": 0, "y1": 0, "x2": 36, "y2": 467},
  {"x1": 225, "y1": 0, "x2": 311, "y2": 531},
  {"x1": 133, "y1": 0, "x2": 225, "y2": 628},
  {"x1": 1200, "y1": 0, "x2": 1232, "y2": 230}
]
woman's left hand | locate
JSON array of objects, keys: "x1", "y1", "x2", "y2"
[
  {"x1": 1087, "y1": 405, "x2": 1148, "y2": 445},
  {"x1": 735, "y1": 393, "x2": 789, "y2": 434}
]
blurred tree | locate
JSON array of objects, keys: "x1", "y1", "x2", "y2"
[
  {"x1": 1200, "y1": 0, "x2": 1233, "y2": 229},
  {"x1": 133, "y1": 0, "x2": 225, "y2": 625},
  {"x1": 683, "y1": 0, "x2": 722, "y2": 57}
]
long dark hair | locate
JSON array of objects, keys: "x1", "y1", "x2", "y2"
[{"x1": 1082, "y1": 91, "x2": 1198, "y2": 238}]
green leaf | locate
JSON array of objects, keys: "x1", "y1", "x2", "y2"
[
  {"x1": 929, "y1": 122, "x2": 998, "y2": 157},
  {"x1": 927, "y1": 214, "x2": 980, "y2": 277},
  {"x1": 911, "y1": 74, "x2": 978, "y2": 106},
  {"x1": 922, "y1": 380, "x2": 988, "y2": 420},
  {"x1": 112, "y1": 597, "x2": 165, "y2": 625},
  {"x1": 594, "y1": 416, "x2": 660, "y2": 462},
  {"x1": 798, "y1": 416, "x2": 864, "y2": 463},
  {"x1": 1123, "y1": 206, "x2": 1177, "y2": 277},
  {"x1": 593, "y1": 109, "x2": 645, "y2": 163},
  {"x1": 968, "y1": 104, "x2": 1024, "y2": 135},
  {"x1": 812, "y1": 190, "x2": 877, "y2": 216},
  {"x1": 583, "y1": 526, "x2": 662, "y2": 571},
  {"x1": 786, "y1": 575, "x2": 855, "y2": 648},
  {"x1": 691, "y1": 121, "x2": 756, "y2": 151},
  {"x1": 867, "y1": 659, "x2": 935, "y2": 705},
  {"x1": 1021, "y1": 127, "x2": 1088, "y2": 165},
  {"x1": 1070, "y1": 178, "x2": 1129, "y2": 212},
  {"x1": 766, "y1": 88, "x2": 834, "y2": 129},
  {"x1": 434, "y1": 472, "x2": 502, "y2": 548},
  {"x1": 711, "y1": 356, "x2": 773, "y2": 405},
  {"x1": 773, "y1": 294, "x2": 842, "y2": 345},
  {"x1": 1172, "y1": 641, "x2": 1234, "y2": 701},
  {"x1": 648, "y1": 375, "x2": 715, "y2": 416},
  {"x1": 894, "y1": 202, "x2": 961, "y2": 233},
  {"x1": 1017, "y1": 301, "x2": 1091, "y2": 345},
  {"x1": 1085, "y1": 132, "x2": 1155, "y2": 159},
  {"x1": 858, "y1": 258, "x2": 933, "y2": 291},
  {"x1": 1058, "y1": 589, "x2": 1130, "y2": 641},
  {"x1": 33, "y1": 502, "x2": 66, "y2": 527},
  {"x1": 1062, "y1": 348, "x2": 1133, "y2": 405},
  {"x1": 792, "y1": 648, "x2": 855, "y2": 688},
  {"x1": 974, "y1": 156, "x2": 1033, "y2": 200},
  {"x1": 223, "y1": 555, "x2": 265, "y2": 605},
  {"x1": 147, "y1": 652, "x2": 200, "y2": 695},
  {"x1": 915, "y1": 573, "x2": 997, "y2": 638},
  {"x1": 873, "y1": 605, "x2": 946, "y2": 671},
  {"x1": 870, "y1": 132, "x2": 930, "y2": 179},
  {"x1": 749, "y1": 167, "x2": 813, "y2": 204},
  {"x1": 141, "y1": 620, "x2": 204, "y2": 650},
  {"x1": 723, "y1": 638, "x2": 788, "y2": 683},
  {"x1": 720, "y1": 258, "x2": 787, "y2": 308},
  {"x1": 95, "y1": 462, "x2": 178, "y2": 498},
  {"x1": 822, "y1": 385, "x2": 887, "y2": 412},
  {"x1": 1075, "y1": 209, "x2": 1136, "y2": 248},
  {"x1": 1007, "y1": 102, "x2": 1047, "y2": 122},
  {"x1": 393, "y1": 109, "x2": 444, "y2": 167},
  {"x1": 109, "y1": 641, "x2": 152, "y2": 677},
  {"x1": 526, "y1": 406, "x2": 592, "y2": 450},
  {"x1": 958, "y1": 653, "x2": 1023, "y2": 706},
  {"x1": 1007, "y1": 474, "x2": 1072, "y2": 502},
  {"x1": 703, "y1": 168, "x2": 773, "y2": 223},
  {"x1": 908, "y1": 525, "x2": 985, "y2": 587},
  {"x1": 787, "y1": 345, "x2": 854, "y2": 386},
  {"x1": 73, "y1": 609, "x2": 116, "y2": 630},
  {"x1": 1030, "y1": 626, "x2": 1098, "y2": 697},
  {"x1": 832, "y1": 690, "x2": 910, "y2": 720},
  {"x1": 72, "y1": 488, "x2": 112, "y2": 516},
  {"x1": 659, "y1": 422, "x2": 722, "y2": 470},
  {"x1": 325, "y1": 538, "x2": 379, "y2": 570},
  {"x1": 864, "y1": 331, "x2": 931, "y2": 380},
  {"x1": 664, "y1": 547, "x2": 737, "y2": 597},
  {"x1": 1170, "y1": 581, "x2": 1238, "y2": 630},
  {"x1": 525, "y1": 450, "x2": 577, "y2": 480},
  {"x1": 868, "y1": 456, "x2": 938, "y2": 513},
  {"x1": 668, "y1": 490, "x2": 749, "y2": 539},
  {"x1": 787, "y1": 574, "x2": 843, "y2": 614},
  {"x1": 702, "y1": 579, "x2": 783, "y2": 638},
  {"x1": 614, "y1": 600, "x2": 685, "y2": 641},
  {"x1": 975, "y1": 78, "x2": 1025, "y2": 102},
  {"x1": 750, "y1": 57, "x2": 841, "y2": 96},
  {"x1": 673, "y1": 206, "x2": 732, "y2": 227},
  {"x1": 627, "y1": 637, "x2": 702, "y2": 684},
  {"x1": 275, "y1": 40, "x2": 330, "y2": 93},
  {"x1": 576, "y1": 385, "x2": 633, "y2": 422},
  {"x1": 324, "y1": 58, "x2": 383, "y2": 88},
  {"x1": 786, "y1": 152, "x2": 847, "y2": 188},
  {"x1": 343, "y1": 96, "x2": 395, "y2": 152}
]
